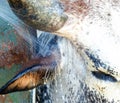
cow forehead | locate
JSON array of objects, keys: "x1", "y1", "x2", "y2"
[{"x1": 68, "y1": 0, "x2": 120, "y2": 75}]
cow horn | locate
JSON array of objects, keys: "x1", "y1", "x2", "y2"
[{"x1": 7, "y1": 0, "x2": 68, "y2": 32}]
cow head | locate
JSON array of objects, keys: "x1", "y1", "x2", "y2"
[{"x1": 0, "y1": 0, "x2": 120, "y2": 103}]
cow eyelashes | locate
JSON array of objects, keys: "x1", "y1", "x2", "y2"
[{"x1": 92, "y1": 71, "x2": 117, "y2": 82}]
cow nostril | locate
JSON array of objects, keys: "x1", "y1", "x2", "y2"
[{"x1": 92, "y1": 71, "x2": 117, "y2": 82}]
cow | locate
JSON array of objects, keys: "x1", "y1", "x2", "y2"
[{"x1": 0, "y1": 0, "x2": 120, "y2": 103}]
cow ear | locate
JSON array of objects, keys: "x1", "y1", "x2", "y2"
[{"x1": 0, "y1": 62, "x2": 56, "y2": 94}]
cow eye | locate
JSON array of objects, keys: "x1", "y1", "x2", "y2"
[{"x1": 92, "y1": 71, "x2": 117, "y2": 82}]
